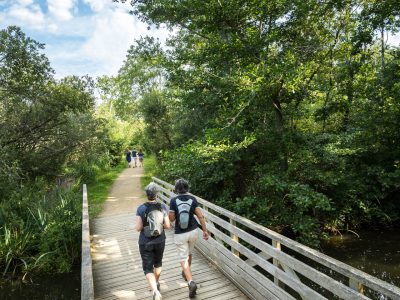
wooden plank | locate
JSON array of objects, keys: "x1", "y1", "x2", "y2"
[
  {"x1": 245, "y1": 251, "x2": 272, "y2": 267},
  {"x1": 207, "y1": 223, "x2": 327, "y2": 300},
  {"x1": 82, "y1": 184, "x2": 94, "y2": 300},
  {"x1": 198, "y1": 236, "x2": 296, "y2": 300},
  {"x1": 196, "y1": 240, "x2": 265, "y2": 300},
  {"x1": 230, "y1": 219, "x2": 240, "y2": 257},
  {"x1": 205, "y1": 211, "x2": 369, "y2": 300},
  {"x1": 91, "y1": 210, "x2": 248, "y2": 300},
  {"x1": 272, "y1": 240, "x2": 281, "y2": 286},
  {"x1": 349, "y1": 278, "x2": 365, "y2": 294}
]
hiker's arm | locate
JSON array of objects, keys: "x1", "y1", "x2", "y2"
[
  {"x1": 194, "y1": 207, "x2": 209, "y2": 240},
  {"x1": 168, "y1": 211, "x2": 176, "y2": 222},
  {"x1": 169, "y1": 200, "x2": 176, "y2": 222},
  {"x1": 135, "y1": 216, "x2": 143, "y2": 231},
  {"x1": 164, "y1": 215, "x2": 171, "y2": 229}
]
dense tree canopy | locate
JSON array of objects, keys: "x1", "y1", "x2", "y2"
[
  {"x1": 0, "y1": 26, "x2": 129, "y2": 276},
  {"x1": 113, "y1": 0, "x2": 400, "y2": 245},
  {"x1": 0, "y1": 27, "x2": 101, "y2": 184}
]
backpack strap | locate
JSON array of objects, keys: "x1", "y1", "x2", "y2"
[{"x1": 142, "y1": 202, "x2": 151, "y2": 226}]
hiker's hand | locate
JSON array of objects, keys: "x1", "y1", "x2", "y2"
[{"x1": 203, "y1": 230, "x2": 209, "y2": 240}]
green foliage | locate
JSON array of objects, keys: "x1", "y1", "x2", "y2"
[
  {"x1": 0, "y1": 26, "x2": 100, "y2": 187},
  {"x1": 96, "y1": 75, "x2": 146, "y2": 160},
  {"x1": 160, "y1": 137, "x2": 255, "y2": 201},
  {"x1": 0, "y1": 182, "x2": 81, "y2": 277},
  {"x1": 111, "y1": 1, "x2": 400, "y2": 246},
  {"x1": 141, "y1": 155, "x2": 157, "y2": 188},
  {"x1": 86, "y1": 162, "x2": 126, "y2": 218},
  {"x1": 36, "y1": 190, "x2": 81, "y2": 272},
  {"x1": 0, "y1": 26, "x2": 126, "y2": 279}
]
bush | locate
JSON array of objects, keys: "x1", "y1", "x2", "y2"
[
  {"x1": 159, "y1": 139, "x2": 333, "y2": 246},
  {"x1": 159, "y1": 138, "x2": 254, "y2": 201}
]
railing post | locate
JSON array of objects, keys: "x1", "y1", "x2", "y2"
[
  {"x1": 349, "y1": 278, "x2": 364, "y2": 295},
  {"x1": 230, "y1": 219, "x2": 240, "y2": 257},
  {"x1": 272, "y1": 239, "x2": 281, "y2": 285},
  {"x1": 82, "y1": 184, "x2": 94, "y2": 300}
]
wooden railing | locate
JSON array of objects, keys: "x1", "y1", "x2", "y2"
[
  {"x1": 81, "y1": 184, "x2": 94, "y2": 300},
  {"x1": 152, "y1": 177, "x2": 400, "y2": 300}
]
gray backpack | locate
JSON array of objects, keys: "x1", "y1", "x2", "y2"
[
  {"x1": 143, "y1": 203, "x2": 164, "y2": 238},
  {"x1": 176, "y1": 198, "x2": 193, "y2": 229}
]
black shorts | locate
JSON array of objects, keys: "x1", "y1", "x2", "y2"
[{"x1": 139, "y1": 242, "x2": 165, "y2": 275}]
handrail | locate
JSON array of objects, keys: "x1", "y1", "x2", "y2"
[
  {"x1": 152, "y1": 176, "x2": 400, "y2": 300},
  {"x1": 81, "y1": 184, "x2": 94, "y2": 300}
]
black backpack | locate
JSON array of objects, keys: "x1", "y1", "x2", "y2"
[{"x1": 142, "y1": 203, "x2": 164, "y2": 238}]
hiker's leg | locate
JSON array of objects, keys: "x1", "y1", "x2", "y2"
[
  {"x1": 186, "y1": 230, "x2": 198, "y2": 279},
  {"x1": 140, "y1": 244, "x2": 158, "y2": 292},
  {"x1": 186, "y1": 231, "x2": 198, "y2": 298},
  {"x1": 153, "y1": 242, "x2": 165, "y2": 283},
  {"x1": 188, "y1": 254, "x2": 192, "y2": 266},
  {"x1": 181, "y1": 255, "x2": 192, "y2": 282},
  {"x1": 154, "y1": 267, "x2": 162, "y2": 282},
  {"x1": 175, "y1": 232, "x2": 192, "y2": 281},
  {"x1": 177, "y1": 230, "x2": 197, "y2": 282},
  {"x1": 145, "y1": 273, "x2": 158, "y2": 292}
]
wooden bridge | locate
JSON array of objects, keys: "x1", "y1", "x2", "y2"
[{"x1": 82, "y1": 176, "x2": 400, "y2": 300}]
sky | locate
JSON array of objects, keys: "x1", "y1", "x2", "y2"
[
  {"x1": 1, "y1": 1, "x2": 399, "y2": 80},
  {"x1": 0, "y1": 0, "x2": 170, "y2": 78}
]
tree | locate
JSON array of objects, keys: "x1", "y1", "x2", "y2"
[
  {"x1": 112, "y1": 1, "x2": 400, "y2": 245},
  {"x1": 0, "y1": 27, "x2": 99, "y2": 192}
]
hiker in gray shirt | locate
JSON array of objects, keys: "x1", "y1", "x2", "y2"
[{"x1": 136, "y1": 183, "x2": 170, "y2": 300}]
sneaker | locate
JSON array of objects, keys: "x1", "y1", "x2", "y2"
[
  {"x1": 188, "y1": 281, "x2": 197, "y2": 298},
  {"x1": 157, "y1": 281, "x2": 160, "y2": 291},
  {"x1": 153, "y1": 290, "x2": 162, "y2": 300},
  {"x1": 181, "y1": 271, "x2": 187, "y2": 281}
]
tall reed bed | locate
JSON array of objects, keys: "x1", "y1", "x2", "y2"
[{"x1": 0, "y1": 182, "x2": 81, "y2": 279}]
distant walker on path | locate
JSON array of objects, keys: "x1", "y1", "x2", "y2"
[
  {"x1": 125, "y1": 149, "x2": 132, "y2": 168},
  {"x1": 132, "y1": 148, "x2": 137, "y2": 167},
  {"x1": 138, "y1": 149, "x2": 144, "y2": 167}
]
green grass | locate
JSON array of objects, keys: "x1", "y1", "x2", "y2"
[
  {"x1": 140, "y1": 155, "x2": 158, "y2": 189},
  {"x1": 86, "y1": 162, "x2": 126, "y2": 218}
]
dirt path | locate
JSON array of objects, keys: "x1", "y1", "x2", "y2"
[{"x1": 98, "y1": 166, "x2": 145, "y2": 217}]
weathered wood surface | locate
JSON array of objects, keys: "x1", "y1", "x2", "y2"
[
  {"x1": 91, "y1": 211, "x2": 248, "y2": 300},
  {"x1": 82, "y1": 184, "x2": 94, "y2": 300},
  {"x1": 152, "y1": 177, "x2": 400, "y2": 300}
]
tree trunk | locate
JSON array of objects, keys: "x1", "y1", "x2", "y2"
[
  {"x1": 271, "y1": 91, "x2": 288, "y2": 172},
  {"x1": 381, "y1": 25, "x2": 385, "y2": 70}
]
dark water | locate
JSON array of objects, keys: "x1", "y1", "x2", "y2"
[
  {"x1": 0, "y1": 268, "x2": 80, "y2": 300},
  {"x1": 321, "y1": 229, "x2": 400, "y2": 288}
]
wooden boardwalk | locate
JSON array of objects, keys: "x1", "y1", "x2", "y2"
[
  {"x1": 91, "y1": 211, "x2": 248, "y2": 300},
  {"x1": 84, "y1": 169, "x2": 400, "y2": 300}
]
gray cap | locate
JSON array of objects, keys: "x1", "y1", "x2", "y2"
[{"x1": 145, "y1": 182, "x2": 159, "y2": 199}]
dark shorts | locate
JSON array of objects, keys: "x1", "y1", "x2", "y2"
[{"x1": 139, "y1": 242, "x2": 165, "y2": 275}]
